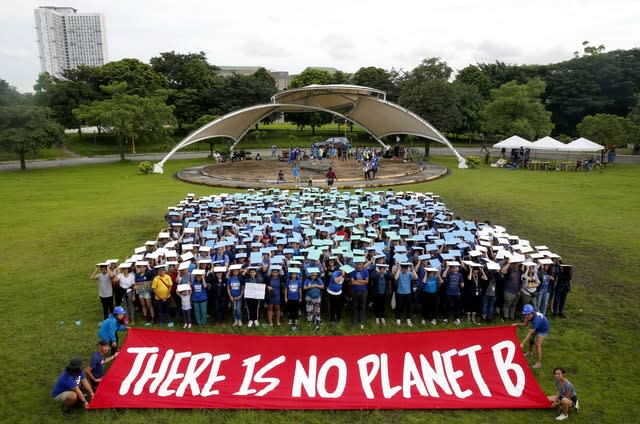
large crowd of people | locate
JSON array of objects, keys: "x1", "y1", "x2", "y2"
[{"x1": 88, "y1": 188, "x2": 573, "y2": 332}]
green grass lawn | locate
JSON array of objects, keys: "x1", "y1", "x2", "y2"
[{"x1": 1, "y1": 158, "x2": 638, "y2": 423}]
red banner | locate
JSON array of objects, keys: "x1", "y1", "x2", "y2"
[{"x1": 89, "y1": 327, "x2": 549, "y2": 410}]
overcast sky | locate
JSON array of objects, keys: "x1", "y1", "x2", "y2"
[{"x1": 2, "y1": 0, "x2": 639, "y2": 92}]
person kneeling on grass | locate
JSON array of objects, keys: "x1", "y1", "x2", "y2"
[
  {"x1": 97, "y1": 306, "x2": 129, "y2": 354},
  {"x1": 85, "y1": 341, "x2": 119, "y2": 389},
  {"x1": 547, "y1": 367, "x2": 579, "y2": 421},
  {"x1": 513, "y1": 304, "x2": 550, "y2": 369},
  {"x1": 51, "y1": 357, "x2": 94, "y2": 416}
]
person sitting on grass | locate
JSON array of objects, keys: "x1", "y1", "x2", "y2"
[
  {"x1": 51, "y1": 357, "x2": 94, "y2": 417},
  {"x1": 85, "y1": 340, "x2": 118, "y2": 389},
  {"x1": 547, "y1": 367, "x2": 579, "y2": 421},
  {"x1": 97, "y1": 306, "x2": 129, "y2": 354},
  {"x1": 513, "y1": 304, "x2": 550, "y2": 369}
]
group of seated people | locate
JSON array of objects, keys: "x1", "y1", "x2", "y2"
[{"x1": 90, "y1": 188, "x2": 573, "y2": 331}]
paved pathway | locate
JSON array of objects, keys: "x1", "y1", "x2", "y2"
[{"x1": 1, "y1": 147, "x2": 638, "y2": 172}]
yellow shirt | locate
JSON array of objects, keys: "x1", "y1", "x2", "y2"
[{"x1": 152, "y1": 274, "x2": 173, "y2": 300}]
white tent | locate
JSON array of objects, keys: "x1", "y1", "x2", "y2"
[
  {"x1": 562, "y1": 137, "x2": 604, "y2": 152},
  {"x1": 492, "y1": 135, "x2": 533, "y2": 149},
  {"x1": 530, "y1": 136, "x2": 566, "y2": 150}
]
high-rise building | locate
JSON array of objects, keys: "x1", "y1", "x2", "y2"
[{"x1": 34, "y1": 6, "x2": 107, "y2": 78}]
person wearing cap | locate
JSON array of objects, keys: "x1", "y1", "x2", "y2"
[
  {"x1": 393, "y1": 263, "x2": 418, "y2": 327},
  {"x1": 90, "y1": 263, "x2": 115, "y2": 320},
  {"x1": 97, "y1": 306, "x2": 129, "y2": 353},
  {"x1": 513, "y1": 304, "x2": 550, "y2": 369},
  {"x1": 134, "y1": 263, "x2": 155, "y2": 326},
  {"x1": 547, "y1": 367, "x2": 579, "y2": 421},
  {"x1": 85, "y1": 341, "x2": 118, "y2": 389},
  {"x1": 151, "y1": 266, "x2": 174, "y2": 327},
  {"x1": 51, "y1": 357, "x2": 94, "y2": 416},
  {"x1": 117, "y1": 263, "x2": 135, "y2": 325}
]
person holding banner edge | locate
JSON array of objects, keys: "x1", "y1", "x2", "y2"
[{"x1": 513, "y1": 304, "x2": 550, "y2": 369}]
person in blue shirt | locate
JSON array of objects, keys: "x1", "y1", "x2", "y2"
[
  {"x1": 326, "y1": 269, "x2": 345, "y2": 324},
  {"x1": 51, "y1": 357, "x2": 94, "y2": 416},
  {"x1": 266, "y1": 268, "x2": 284, "y2": 326},
  {"x1": 227, "y1": 268, "x2": 244, "y2": 327},
  {"x1": 442, "y1": 264, "x2": 464, "y2": 325},
  {"x1": 350, "y1": 262, "x2": 369, "y2": 329},
  {"x1": 191, "y1": 270, "x2": 208, "y2": 325},
  {"x1": 97, "y1": 306, "x2": 129, "y2": 353},
  {"x1": 284, "y1": 270, "x2": 302, "y2": 325},
  {"x1": 420, "y1": 267, "x2": 443, "y2": 325},
  {"x1": 85, "y1": 341, "x2": 118, "y2": 389},
  {"x1": 370, "y1": 263, "x2": 391, "y2": 325},
  {"x1": 393, "y1": 263, "x2": 418, "y2": 326},
  {"x1": 514, "y1": 304, "x2": 550, "y2": 369}
]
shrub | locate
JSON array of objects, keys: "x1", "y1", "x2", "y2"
[
  {"x1": 465, "y1": 156, "x2": 481, "y2": 168},
  {"x1": 138, "y1": 161, "x2": 154, "y2": 174}
]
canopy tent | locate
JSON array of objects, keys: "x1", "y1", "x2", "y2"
[
  {"x1": 562, "y1": 137, "x2": 604, "y2": 152},
  {"x1": 153, "y1": 84, "x2": 468, "y2": 173},
  {"x1": 530, "y1": 136, "x2": 566, "y2": 150},
  {"x1": 492, "y1": 135, "x2": 533, "y2": 149}
]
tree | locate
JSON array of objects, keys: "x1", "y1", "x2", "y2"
[
  {"x1": 95, "y1": 59, "x2": 167, "y2": 97},
  {"x1": 397, "y1": 58, "x2": 460, "y2": 133},
  {"x1": 455, "y1": 65, "x2": 492, "y2": 99},
  {"x1": 150, "y1": 51, "x2": 218, "y2": 90},
  {"x1": 480, "y1": 78, "x2": 553, "y2": 140},
  {"x1": 452, "y1": 81, "x2": 485, "y2": 136},
  {"x1": 0, "y1": 84, "x2": 64, "y2": 170},
  {"x1": 73, "y1": 82, "x2": 176, "y2": 160},
  {"x1": 574, "y1": 41, "x2": 606, "y2": 58},
  {"x1": 352, "y1": 66, "x2": 397, "y2": 97},
  {"x1": 33, "y1": 70, "x2": 101, "y2": 137},
  {"x1": 576, "y1": 113, "x2": 628, "y2": 146},
  {"x1": 285, "y1": 68, "x2": 336, "y2": 134}
]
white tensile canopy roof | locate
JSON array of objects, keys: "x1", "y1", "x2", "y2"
[
  {"x1": 154, "y1": 84, "x2": 467, "y2": 173},
  {"x1": 530, "y1": 136, "x2": 566, "y2": 150},
  {"x1": 492, "y1": 135, "x2": 533, "y2": 149},
  {"x1": 562, "y1": 137, "x2": 604, "y2": 152}
]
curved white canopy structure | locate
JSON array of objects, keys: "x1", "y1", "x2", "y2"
[{"x1": 154, "y1": 84, "x2": 467, "y2": 173}]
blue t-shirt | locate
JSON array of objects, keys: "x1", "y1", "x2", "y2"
[
  {"x1": 192, "y1": 278, "x2": 207, "y2": 302},
  {"x1": 424, "y1": 275, "x2": 439, "y2": 294},
  {"x1": 540, "y1": 273, "x2": 551, "y2": 291},
  {"x1": 327, "y1": 271, "x2": 343, "y2": 294},
  {"x1": 445, "y1": 272, "x2": 463, "y2": 296},
  {"x1": 52, "y1": 370, "x2": 85, "y2": 397},
  {"x1": 304, "y1": 278, "x2": 323, "y2": 299},
  {"x1": 286, "y1": 278, "x2": 301, "y2": 301},
  {"x1": 228, "y1": 276, "x2": 243, "y2": 297},
  {"x1": 396, "y1": 271, "x2": 413, "y2": 295},
  {"x1": 530, "y1": 312, "x2": 550, "y2": 334},
  {"x1": 269, "y1": 277, "x2": 282, "y2": 297},
  {"x1": 88, "y1": 351, "x2": 105, "y2": 379},
  {"x1": 350, "y1": 268, "x2": 369, "y2": 293}
]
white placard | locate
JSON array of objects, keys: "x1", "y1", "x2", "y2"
[{"x1": 244, "y1": 282, "x2": 266, "y2": 300}]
